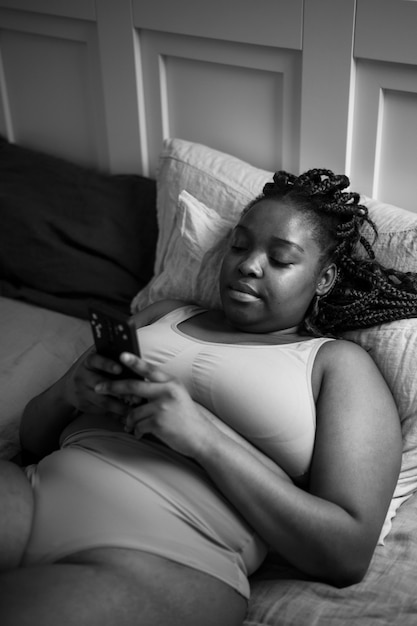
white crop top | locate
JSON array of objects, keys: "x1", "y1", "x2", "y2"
[{"x1": 137, "y1": 305, "x2": 333, "y2": 477}]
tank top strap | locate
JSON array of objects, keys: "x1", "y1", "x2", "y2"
[{"x1": 154, "y1": 304, "x2": 207, "y2": 326}]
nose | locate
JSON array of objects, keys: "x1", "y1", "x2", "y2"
[{"x1": 238, "y1": 252, "x2": 264, "y2": 277}]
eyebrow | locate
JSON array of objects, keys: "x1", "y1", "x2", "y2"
[{"x1": 234, "y1": 225, "x2": 305, "y2": 253}]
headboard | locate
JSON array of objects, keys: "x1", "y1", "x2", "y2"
[{"x1": 0, "y1": 0, "x2": 416, "y2": 213}]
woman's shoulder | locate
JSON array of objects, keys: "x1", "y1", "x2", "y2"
[
  {"x1": 312, "y1": 336, "x2": 398, "y2": 426},
  {"x1": 319, "y1": 336, "x2": 368, "y2": 355},
  {"x1": 316, "y1": 336, "x2": 374, "y2": 366},
  {"x1": 315, "y1": 339, "x2": 379, "y2": 380}
]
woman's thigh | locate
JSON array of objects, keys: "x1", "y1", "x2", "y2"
[{"x1": 0, "y1": 547, "x2": 248, "y2": 626}]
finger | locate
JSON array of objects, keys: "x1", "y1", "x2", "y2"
[
  {"x1": 83, "y1": 380, "x2": 132, "y2": 416},
  {"x1": 133, "y1": 418, "x2": 154, "y2": 439},
  {"x1": 120, "y1": 353, "x2": 171, "y2": 383},
  {"x1": 94, "y1": 394, "x2": 131, "y2": 417},
  {"x1": 86, "y1": 352, "x2": 123, "y2": 377},
  {"x1": 124, "y1": 394, "x2": 144, "y2": 407},
  {"x1": 124, "y1": 401, "x2": 154, "y2": 431},
  {"x1": 126, "y1": 410, "x2": 155, "y2": 439},
  {"x1": 96, "y1": 377, "x2": 179, "y2": 407}
]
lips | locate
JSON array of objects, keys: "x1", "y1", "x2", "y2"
[{"x1": 228, "y1": 282, "x2": 261, "y2": 302}]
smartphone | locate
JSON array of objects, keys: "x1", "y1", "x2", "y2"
[{"x1": 89, "y1": 306, "x2": 142, "y2": 380}]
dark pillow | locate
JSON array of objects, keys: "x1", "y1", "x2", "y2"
[{"x1": 0, "y1": 136, "x2": 157, "y2": 318}]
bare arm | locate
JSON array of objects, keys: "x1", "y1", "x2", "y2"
[
  {"x1": 106, "y1": 340, "x2": 401, "y2": 586},
  {"x1": 194, "y1": 340, "x2": 402, "y2": 585},
  {"x1": 20, "y1": 300, "x2": 187, "y2": 459},
  {"x1": 20, "y1": 365, "x2": 82, "y2": 459}
]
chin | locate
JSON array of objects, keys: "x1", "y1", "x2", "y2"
[{"x1": 222, "y1": 303, "x2": 262, "y2": 333}]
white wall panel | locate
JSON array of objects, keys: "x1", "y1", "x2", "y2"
[
  {"x1": 0, "y1": 0, "x2": 96, "y2": 21},
  {"x1": 138, "y1": 29, "x2": 301, "y2": 176},
  {"x1": 0, "y1": 8, "x2": 108, "y2": 169},
  {"x1": 349, "y1": 60, "x2": 417, "y2": 213},
  {"x1": 132, "y1": 0, "x2": 303, "y2": 49},
  {"x1": 350, "y1": 0, "x2": 417, "y2": 212},
  {"x1": 355, "y1": 0, "x2": 417, "y2": 66},
  {"x1": 95, "y1": 0, "x2": 146, "y2": 174},
  {"x1": 300, "y1": 0, "x2": 356, "y2": 174},
  {"x1": 1, "y1": 0, "x2": 416, "y2": 201},
  {"x1": 377, "y1": 89, "x2": 417, "y2": 212},
  {"x1": 163, "y1": 57, "x2": 284, "y2": 172}
]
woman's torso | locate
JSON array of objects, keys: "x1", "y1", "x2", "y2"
[
  {"x1": 65, "y1": 304, "x2": 333, "y2": 477},
  {"x1": 136, "y1": 305, "x2": 332, "y2": 477}
]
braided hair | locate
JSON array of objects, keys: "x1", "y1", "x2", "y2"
[{"x1": 244, "y1": 169, "x2": 417, "y2": 336}]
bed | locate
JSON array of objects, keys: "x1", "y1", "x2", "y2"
[{"x1": 1, "y1": 134, "x2": 417, "y2": 624}]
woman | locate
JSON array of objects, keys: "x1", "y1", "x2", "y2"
[{"x1": 1, "y1": 170, "x2": 415, "y2": 626}]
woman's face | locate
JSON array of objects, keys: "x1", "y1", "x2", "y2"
[{"x1": 219, "y1": 198, "x2": 330, "y2": 333}]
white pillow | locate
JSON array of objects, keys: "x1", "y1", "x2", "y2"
[
  {"x1": 358, "y1": 194, "x2": 417, "y2": 271},
  {"x1": 135, "y1": 138, "x2": 417, "y2": 307},
  {"x1": 131, "y1": 190, "x2": 233, "y2": 310},
  {"x1": 152, "y1": 138, "x2": 272, "y2": 278},
  {"x1": 131, "y1": 137, "x2": 417, "y2": 541}
]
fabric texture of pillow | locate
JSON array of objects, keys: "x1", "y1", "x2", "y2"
[
  {"x1": 0, "y1": 136, "x2": 158, "y2": 319},
  {"x1": 131, "y1": 137, "x2": 417, "y2": 542},
  {"x1": 358, "y1": 195, "x2": 417, "y2": 271},
  {"x1": 131, "y1": 190, "x2": 232, "y2": 310},
  {"x1": 152, "y1": 138, "x2": 272, "y2": 279},
  {"x1": 131, "y1": 138, "x2": 417, "y2": 311},
  {"x1": 131, "y1": 138, "x2": 272, "y2": 311}
]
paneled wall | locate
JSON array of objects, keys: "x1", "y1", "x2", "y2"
[
  {"x1": 0, "y1": 0, "x2": 416, "y2": 212},
  {"x1": 0, "y1": 1, "x2": 110, "y2": 169},
  {"x1": 349, "y1": 0, "x2": 417, "y2": 212}
]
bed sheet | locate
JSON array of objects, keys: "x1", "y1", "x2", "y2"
[
  {"x1": 246, "y1": 490, "x2": 417, "y2": 625},
  {"x1": 0, "y1": 296, "x2": 91, "y2": 459}
]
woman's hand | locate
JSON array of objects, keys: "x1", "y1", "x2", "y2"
[
  {"x1": 63, "y1": 348, "x2": 133, "y2": 419},
  {"x1": 94, "y1": 353, "x2": 213, "y2": 458}
]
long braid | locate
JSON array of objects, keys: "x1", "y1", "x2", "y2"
[{"x1": 247, "y1": 169, "x2": 417, "y2": 336}]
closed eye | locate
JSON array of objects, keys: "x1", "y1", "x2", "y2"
[{"x1": 270, "y1": 258, "x2": 293, "y2": 267}]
